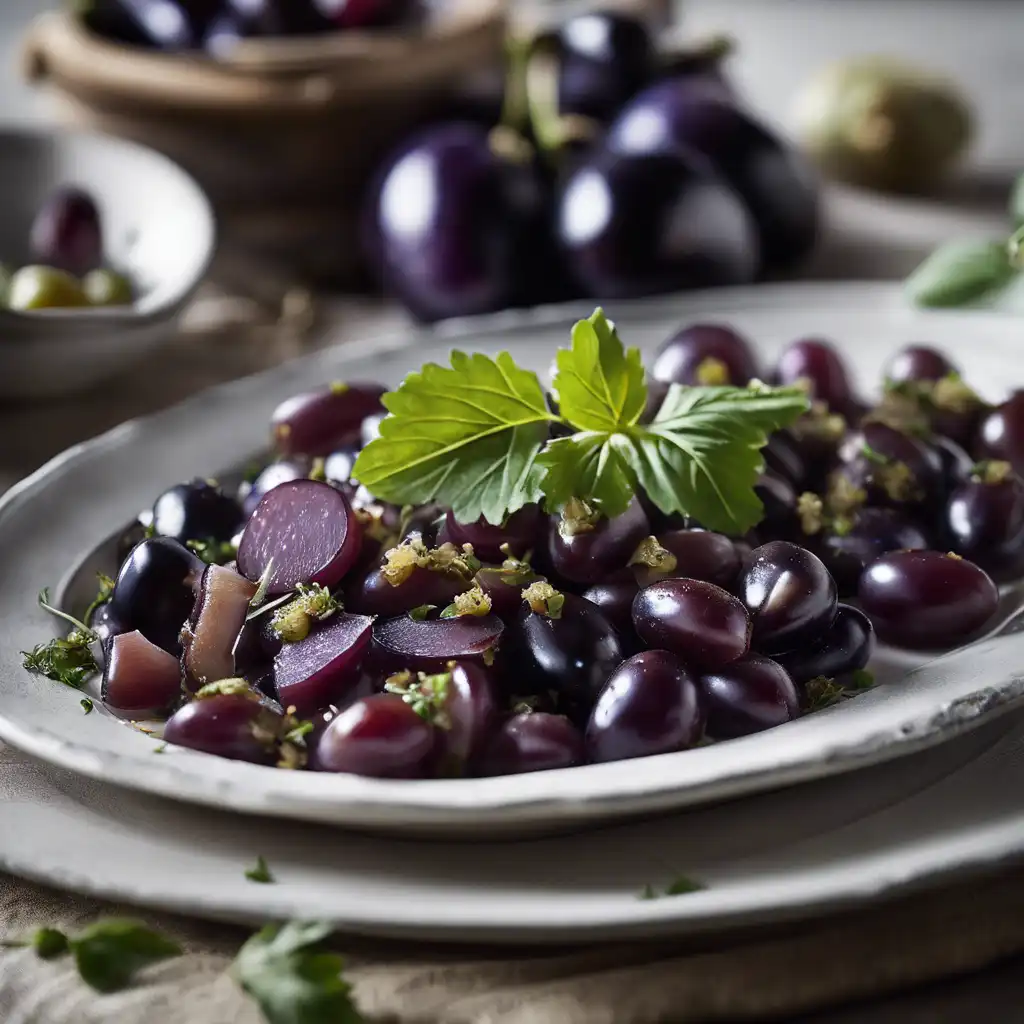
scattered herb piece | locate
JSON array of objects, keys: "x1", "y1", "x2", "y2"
[
  {"x1": 384, "y1": 670, "x2": 451, "y2": 727},
  {"x1": 271, "y1": 584, "x2": 341, "y2": 644},
  {"x1": 153, "y1": 743, "x2": 168, "y2": 754},
  {"x1": 639, "y1": 884, "x2": 656, "y2": 900},
  {"x1": 21, "y1": 590, "x2": 99, "y2": 689},
  {"x1": 249, "y1": 559, "x2": 276, "y2": 611},
  {"x1": 408, "y1": 604, "x2": 436, "y2": 621},
  {"x1": 638, "y1": 875, "x2": 706, "y2": 900},
  {"x1": 439, "y1": 585, "x2": 492, "y2": 619},
  {"x1": 233, "y1": 920, "x2": 362, "y2": 1024},
  {"x1": 187, "y1": 538, "x2": 238, "y2": 566},
  {"x1": 196, "y1": 678, "x2": 255, "y2": 700},
  {"x1": 80, "y1": 697, "x2": 94, "y2": 715},
  {"x1": 83, "y1": 572, "x2": 116, "y2": 626},
  {"x1": 246, "y1": 856, "x2": 275, "y2": 885},
  {"x1": 850, "y1": 669, "x2": 876, "y2": 690},
  {"x1": 521, "y1": 580, "x2": 565, "y2": 618}
]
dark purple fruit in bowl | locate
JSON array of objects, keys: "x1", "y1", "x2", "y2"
[
  {"x1": 152, "y1": 479, "x2": 243, "y2": 546},
  {"x1": 632, "y1": 577, "x2": 751, "y2": 668},
  {"x1": 475, "y1": 562, "x2": 541, "y2": 620},
  {"x1": 755, "y1": 471, "x2": 799, "y2": 540},
  {"x1": 884, "y1": 344, "x2": 957, "y2": 384},
  {"x1": 700, "y1": 654, "x2": 800, "y2": 739},
  {"x1": 650, "y1": 323, "x2": 759, "y2": 386},
  {"x1": 163, "y1": 691, "x2": 283, "y2": 765},
  {"x1": 30, "y1": 186, "x2": 103, "y2": 277},
  {"x1": 272, "y1": 383, "x2": 385, "y2": 458},
  {"x1": 775, "y1": 604, "x2": 874, "y2": 687},
  {"x1": 976, "y1": 393, "x2": 1024, "y2": 475},
  {"x1": 181, "y1": 565, "x2": 257, "y2": 692},
  {"x1": 240, "y1": 458, "x2": 310, "y2": 518},
  {"x1": 607, "y1": 86, "x2": 819, "y2": 272},
  {"x1": 436, "y1": 505, "x2": 541, "y2": 564},
  {"x1": 237, "y1": 480, "x2": 361, "y2": 595},
  {"x1": 773, "y1": 338, "x2": 856, "y2": 416},
  {"x1": 631, "y1": 529, "x2": 740, "y2": 590},
  {"x1": 945, "y1": 462, "x2": 1024, "y2": 577},
  {"x1": 586, "y1": 650, "x2": 702, "y2": 763},
  {"x1": 836, "y1": 422, "x2": 944, "y2": 509},
  {"x1": 859, "y1": 550, "x2": 998, "y2": 649},
  {"x1": 478, "y1": 712, "x2": 585, "y2": 776},
  {"x1": 555, "y1": 147, "x2": 758, "y2": 300},
  {"x1": 547, "y1": 498, "x2": 649, "y2": 585},
  {"x1": 738, "y1": 541, "x2": 837, "y2": 654},
  {"x1": 763, "y1": 431, "x2": 808, "y2": 488},
  {"x1": 580, "y1": 577, "x2": 640, "y2": 647},
  {"x1": 372, "y1": 612, "x2": 504, "y2": 676},
  {"x1": 348, "y1": 564, "x2": 470, "y2": 618},
  {"x1": 365, "y1": 123, "x2": 558, "y2": 322}
]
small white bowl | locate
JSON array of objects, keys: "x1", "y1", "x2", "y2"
[{"x1": 0, "y1": 126, "x2": 215, "y2": 398}]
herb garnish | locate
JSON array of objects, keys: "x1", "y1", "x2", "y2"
[
  {"x1": 805, "y1": 671, "x2": 876, "y2": 711},
  {"x1": 82, "y1": 572, "x2": 116, "y2": 625},
  {"x1": 80, "y1": 697, "x2": 94, "y2": 715},
  {"x1": 639, "y1": 875, "x2": 706, "y2": 900},
  {"x1": 1, "y1": 919, "x2": 182, "y2": 993},
  {"x1": 384, "y1": 670, "x2": 452, "y2": 727},
  {"x1": 353, "y1": 309, "x2": 808, "y2": 535},
  {"x1": 233, "y1": 920, "x2": 362, "y2": 1024},
  {"x1": 245, "y1": 856, "x2": 275, "y2": 884},
  {"x1": 187, "y1": 537, "x2": 238, "y2": 566},
  {"x1": 21, "y1": 590, "x2": 99, "y2": 689},
  {"x1": 270, "y1": 584, "x2": 341, "y2": 643}
]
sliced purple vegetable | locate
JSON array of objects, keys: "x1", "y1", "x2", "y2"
[
  {"x1": 372, "y1": 613, "x2": 504, "y2": 675},
  {"x1": 163, "y1": 692, "x2": 280, "y2": 765},
  {"x1": 271, "y1": 383, "x2": 385, "y2": 457},
  {"x1": 181, "y1": 565, "x2": 257, "y2": 691},
  {"x1": 102, "y1": 630, "x2": 182, "y2": 716}
]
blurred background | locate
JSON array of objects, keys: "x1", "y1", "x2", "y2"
[{"x1": 0, "y1": 0, "x2": 1020, "y2": 480}]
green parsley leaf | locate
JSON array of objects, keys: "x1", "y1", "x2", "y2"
[
  {"x1": 80, "y1": 698, "x2": 94, "y2": 715},
  {"x1": 233, "y1": 921, "x2": 362, "y2": 1024},
  {"x1": 187, "y1": 537, "x2": 238, "y2": 566},
  {"x1": 552, "y1": 308, "x2": 646, "y2": 431},
  {"x1": 153, "y1": 743, "x2": 168, "y2": 754},
  {"x1": 69, "y1": 919, "x2": 182, "y2": 993},
  {"x1": 83, "y1": 572, "x2": 116, "y2": 626},
  {"x1": 246, "y1": 856, "x2": 275, "y2": 884},
  {"x1": 353, "y1": 351, "x2": 555, "y2": 525},
  {"x1": 538, "y1": 432, "x2": 637, "y2": 517},
  {"x1": 33, "y1": 927, "x2": 71, "y2": 959},
  {"x1": 22, "y1": 631, "x2": 98, "y2": 689}
]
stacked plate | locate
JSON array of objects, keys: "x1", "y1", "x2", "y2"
[{"x1": 2, "y1": 282, "x2": 1024, "y2": 944}]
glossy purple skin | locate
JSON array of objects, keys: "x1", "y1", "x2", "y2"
[
  {"x1": 272, "y1": 384, "x2": 385, "y2": 458},
  {"x1": 739, "y1": 541, "x2": 838, "y2": 654},
  {"x1": 976, "y1": 393, "x2": 1024, "y2": 475},
  {"x1": 346, "y1": 565, "x2": 470, "y2": 618},
  {"x1": 90, "y1": 602, "x2": 126, "y2": 646},
  {"x1": 933, "y1": 436, "x2": 976, "y2": 488},
  {"x1": 581, "y1": 577, "x2": 641, "y2": 647},
  {"x1": 585, "y1": 650, "x2": 702, "y2": 763},
  {"x1": 233, "y1": 614, "x2": 283, "y2": 696},
  {"x1": 837, "y1": 422, "x2": 944, "y2": 509},
  {"x1": 273, "y1": 612, "x2": 374, "y2": 714},
  {"x1": 773, "y1": 338, "x2": 856, "y2": 416},
  {"x1": 632, "y1": 578, "x2": 751, "y2": 668},
  {"x1": 474, "y1": 566, "x2": 541, "y2": 620},
  {"x1": 555, "y1": 146, "x2": 758, "y2": 300},
  {"x1": 650, "y1": 323, "x2": 759, "y2": 386},
  {"x1": 547, "y1": 499, "x2": 650, "y2": 585},
  {"x1": 163, "y1": 694, "x2": 278, "y2": 765},
  {"x1": 439, "y1": 662, "x2": 501, "y2": 772},
  {"x1": 237, "y1": 480, "x2": 361, "y2": 595},
  {"x1": 478, "y1": 713, "x2": 585, "y2": 776},
  {"x1": 315, "y1": 694, "x2": 435, "y2": 778},
  {"x1": 437, "y1": 505, "x2": 541, "y2": 564},
  {"x1": 366, "y1": 123, "x2": 558, "y2": 322},
  {"x1": 607, "y1": 85, "x2": 819, "y2": 272},
  {"x1": 884, "y1": 344, "x2": 957, "y2": 384},
  {"x1": 512, "y1": 594, "x2": 624, "y2": 722},
  {"x1": 30, "y1": 186, "x2": 104, "y2": 276},
  {"x1": 152, "y1": 479, "x2": 243, "y2": 545},
  {"x1": 755, "y1": 471, "x2": 799, "y2": 540},
  {"x1": 632, "y1": 529, "x2": 740, "y2": 590},
  {"x1": 763, "y1": 431, "x2": 808, "y2": 488},
  {"x1": 110, "y1": 537, "x2": 203, "y2": 656},
  {"x1": 859, "y1": 550, "x2": 998, "y2": 649},
  {"x1": 699, "y1": 654, "x2": 800, "y2": 739},
  {"x1": 819, "y1": 507, "x2": 930, "y2": 597},
  {"x1": 946, "y1": 473, "x2": 1024, "y2": 577},
  {"x1": 372, "y1": 613, "x2": 504, "y2": 675},
  {"x1": 775, "y1": 605, "x2": 875, "y2": 687}
]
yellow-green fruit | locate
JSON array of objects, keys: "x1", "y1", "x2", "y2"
[
  {"x1": 83, "y1": 268, "x2": 134, "y2": 307},
  {"x1": 793, "y1": 57, "x2": 972, "y2": 194},
  {"x1": 7, "y1": 265, "x2": 89, "y2": 311}
]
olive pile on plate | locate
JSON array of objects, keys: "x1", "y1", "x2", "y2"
[
  {"x1": 68, "y1": 327, "x2": 1014, "y2": 781},
  {"x1": 3, "y1": 187, "x2": 134, "y2": 311}
]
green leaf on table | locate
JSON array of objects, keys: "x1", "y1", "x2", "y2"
[
  {"x1": 353, "y1": 351, "x2": 555, "y2": 526},
  {"x1": 70, "y1": 919, "x2": 182, "y2": 993},
  {"x1": 234, "y1": 920, "x2": 363, "y2": 1024},
  {"x1": 905, "y1": 239, "x2": 1016, "y2": 308},
  {"x1": 538, "y1": 432, "x2": 637, "y2": 518},
  {"x1": 552, "y1": 308, "x2": 646, "y2": 431},
  {"x1": 245, "y1": 855, "x2": 275, "y2": 884}
]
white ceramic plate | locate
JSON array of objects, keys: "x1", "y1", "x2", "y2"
[
  {"x1": 1, "y1": 710, "x2": 1023, "y2": 942},
  {"x1": 2, "y1": 282, "x2": 1024, "y2": 837}
]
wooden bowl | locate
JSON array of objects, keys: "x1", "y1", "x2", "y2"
[{"x1": 22, "y1": 3, "x2": 506, "y2": 287}]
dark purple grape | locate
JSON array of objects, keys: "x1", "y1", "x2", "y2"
[
  {"x1": 775, "y1": 605, "x2": 874, "y2": 687},
  {"x1": 233, "y1": 614, "x2": 283, "y2": 694},
  {"x1": 631, "y1": 529, "x2": 740, "y2": 590},
  {"x1": 946, "y1": 464, "x2": 1024, "y2": 577},
  {"x1": 586, "y1": 650, "x2": 702, "y2": 763},
  {"x1": 272, "y1": 384, "x2": 385, "y2": 458},
  {"x1": 650, "y1": 323, "x2": 759, "y2": 386},
  {"x1": 373, "y1": 613, "x2": 504, "y2": 675},
  {"x1": 315, "y1": 694, "x2": 435, "y2": 778},
  {"x1": 237, "y1": 480, "x2": 361, "y2": 595},
  {"x1": 110, "y1": 537, "x2": 203, "y2": 656},
  {"x1": 273, "y1": 612, "x2": 374, "y2": 714},
  {"x1": 366, "y1": 123, "x2": 559, "y2": 322},
  {"x1": 90, "y1": 601, "x2": 125, "y2": 646},
  {"x1": 607, "y1": 86, "x2": 819, "y2": 272},
  {"x1": 976, "y1": 393, "x2": 1024, "y2": 475},
  {"x1": 432, "y1": 661, "x2": 500, "y2": 773},
  {"x1": 478, "y1": 712, "x2": 585, "y2": 775},
  {"x1": 755, "y1": 471, "x2": 799, "y2": 540},
  {"x1": 738, "y1": 541, "x2": 837, "y2": 654},
  {"x1": 555, "y1": 147, "x2": 757, "y2": 300},
  {"x1": 933, "y1": 435, "x2": 975, "y2": 488},
  {"x1": 181, "y1": 565, "x2": 258, "y2": 692},
  {"x1": 475, "y1": 564, "x2": 541, "y2": 619},
  {"x1": 763, "y1": 431, "x2": 808, "y2": 489},
  {"x1": 241, "y1": 459, "x2": 309, "y2": 518},
  {"x1": 547, "y1": 499, "x2": 649, "y2": 585},
  {"x1": 580, "y1": 577, "x2": 640, "y2": 646},
  {"x1": 102, "y1": 630, "x2": 182, "y2": 715},
  {"x1": 885, "y1": 344, "x2": 957, "y2": 384},
  {"x1": 152, "y1": 479, "x2": 243, "y2": 546},
  {"x1": 347, "y1": 565, "x2": 470, "y2": 617},
  {"x1": 436, "y1": 505, "x2": 541, "y2": 564},
  {"x1": 163, "y1": 692, "x2": 281, "y2": 765},
  {"x1": 859, "y1": 550, "x2": 998, "y2": 648},
  {"x1": 818, "y1": 507, "x2": 930, "y2": 597},
  {"x1": 30, "y1": 186, "x2": 103, "y2": 276},
  {"x1": 511, "y1": 592, "x2": 623, "y2": 722},
  {"x1": 836, "y1": 422, "x2": 944, "y2": 510},
  {"x1": 774, "y1": 338, "x2": 856, "y2": 416},
  {"x1": 632, "y1": 578, "x2": 751, "y2": 668},
  {"x1": 699, "y1": 654, "x2": 800, "y2": 739}
]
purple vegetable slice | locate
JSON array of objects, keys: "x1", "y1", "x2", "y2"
[
  {"x1": 102, "y1": 630, "x2": 182, "y2": 716},
  {"x1": 372, "y1": 613, "x2": 505, "y2": 675}
]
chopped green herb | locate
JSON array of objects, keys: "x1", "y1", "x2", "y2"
[
  {"x1": 283, "y1": 721, "x2": 314, "y2": 747},
  {"x1": 153, "y1": 743, "x2": 168, "y2": 754},
  {"x1": 270, "y1": 584, "x2": 341, "y2": 644},
  {"x1": 22, "y1": 590, "x2": 99, "y2": 689},
  {"x1": 439, "y1": 585, "x2": 492, "y2": 619},
  {"x1": 249, "y1": 559, "x2": 275, "y2": 610},
  {"x1": 384, "y1": 670, "x2": 452, "y2": 727},
  {"x1": 33, "y1": 927, "x2": 71, "y2": 959},
  {"x1": 638, "y1": 875, "x2": 706, "y2": 900},
  {"x1": 196, "y1": 678, "x2": 254, "y2": 700},
  {"x1": 408, "y1": 604, "x2": 436, "y2": 621},
  {"x1": 245, "y1": 856, "x2": 275, "y2": 885},
  {"x1": 849, "y1": 668, "x2": 876, "y2": 690},
  {"x1": 186, "y1": 538, "x2": 238, "y2": 566},
  {"x1": 521, "y1": 580, "x2": 565, "y2": 619},
  {"x1": 83, "y1": 572, "x2": 116, "y2": 626},
  {"x1": 80, "y1": 698, "x2": 94, "y2": 715}
]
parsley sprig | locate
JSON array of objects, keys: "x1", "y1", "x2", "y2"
[
  {"x1": 21, "y1": 589, "x2": 100, "y2": 689},
  {"x1": 353, "y1": 309, "x2": 809, "y2": 535}
]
